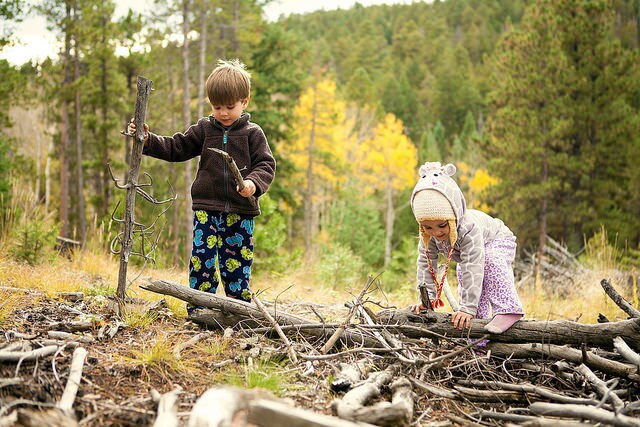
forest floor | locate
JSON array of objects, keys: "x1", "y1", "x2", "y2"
[
  {"x1": 0, "y1": 288, "x2": 357, "y2": 426},
  {"x1": 1, "y1": 253, "x2": 638, "y2": 426}
]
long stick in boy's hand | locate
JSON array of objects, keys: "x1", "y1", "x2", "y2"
[{"x1": 208, "y1": 148, "x2": 258, "y2": 208}]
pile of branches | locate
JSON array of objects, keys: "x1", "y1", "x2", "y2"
[
  {"x1": 2, "y1": 278, "x2": 639, "y2": 426},
  {"x1": 138, "y1": 277, "x2": 640, "y2": 427}
]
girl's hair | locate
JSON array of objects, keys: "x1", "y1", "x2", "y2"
[{"x1": 205, "y1": 59, "x2": 251, "y2": 105}]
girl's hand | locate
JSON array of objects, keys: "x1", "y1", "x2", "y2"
[
  {"x1": 238, "y1": 179, "x2": 256, "y2": 197},
  {"x1": 451, "y1": 311, "x2": 473, "y2": 330},
  {"x1": 410, "y1": 303, "x2": 427, "y2": 314}
]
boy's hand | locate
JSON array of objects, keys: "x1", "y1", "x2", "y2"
[
  {"x1": 128, "y1": 118, "x2": 149, "y2": 143},
  {"x1": 410, "y1": 303, "x2": 427, "y2": 314},
  {"x1": 451, "y1": 311, "x2": 473, "y2": 330},
  {"x1": 238, "y1": 179, "x2": 256, "y2": 197}
]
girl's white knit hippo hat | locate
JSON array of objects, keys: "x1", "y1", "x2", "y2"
[{"x1": 411, "y1": 162, "x2": 458, "y2": 246}]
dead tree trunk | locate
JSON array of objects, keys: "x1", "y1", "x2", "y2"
[{"x1": 116, "y1": 77, "x2": 153, "y2": 310}]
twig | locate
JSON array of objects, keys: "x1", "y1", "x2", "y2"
[
  {"x1": 320, "y1": 275, "x2": 377, "y2": 354},
  {"x1": 0, "y1": 345, "x2": 59, "y2": 362},
  {"x1": 172, "y1": 332, "x2": 210, "y2": 359},
  {"x1": 299, "y1": 347, "x2": 404, "y2": 361},
  {"x1": 252, "y1": 292, "x2": 298, "y2": 364},
  {"x1": 529, "y1": 402, "x2": 640, "y2": 427},
  {"x1": 573, "y1": 363, "x2": 624, "y2": 412}
]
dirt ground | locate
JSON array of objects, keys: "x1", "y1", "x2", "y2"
[
  {"x1": 0, "y1": 291, "x2": 347, "y2": 426},
  {"x1": 3, "y1": 289, "x2": 640, "y2": 427}
]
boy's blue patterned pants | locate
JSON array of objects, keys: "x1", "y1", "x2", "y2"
[{"x1": 187, "y1": 210, "x2": 254, "y2": 313}]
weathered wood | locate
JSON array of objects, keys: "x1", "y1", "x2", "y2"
[
  {"x1": 332, "y1": 368, "x2": 397, "y2": 423},
  {"x1": 390, "y1": 377, "x2": 414, "y2": 422},
  {"x1": 489, "y1": 343, "x2": 640, "y2": 380},
  {"x1": 529, "y1": 402, "x2": 640, "y2": 427},
  {"x1": 457, "y1": 379, "x2": 605, "y2": 407},
  {"x1": 321, "y1": 276, "x2": 375, "y2": 354},
  {"x1": 573, "y1": 363, "x2": 625, "y2": 411},
  {"x1": 252, "y1": 291, "x2": 298, "y2": 363},
  {"x1": 600, "y1": 278, "x2": 640, "y2": 318},
  {"x1": 47, "y1": 331, "x2": 94, "y2": 344},
  {"x1": 56, "y1": 347, "x2": 87, "y2": 417},
  {"x1": 613, "y1": 336, "x2": 640, "y2": 368},
  {"x1": 142, "y1": 280, "x2": 381, "y2": 348},
  {"x1": 189, "y1": 386, "x2": 377, "y2": 427},
  {"x1": 248, "y1": 399, "x2": 379, "y2": 427},
  {"x1": 172, "y1": 333, "x2": 210, "y2": 359},
  {"x1": 208, "y1": 148, "x2": 257, "y2": 207},
  {"x1": 376, "y1": 308, "x2": 640, "y2": 351},
  {"x1": 116, "y1": 76, "x2": 153, "y2": 308},
  {"x1": 0, "y1": 345, "x2": 59, "y2": 363},
  {"x1": 150, "y1": 387, "x2": 180, "y2": 427}
]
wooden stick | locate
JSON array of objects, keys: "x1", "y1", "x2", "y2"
[
  {"x1": 320, "y1": 276, "x2": 375, "y2": 354},
  {"x1": 172, "y1": 332, "x2": 210, "y2": 359},
  {"x1": 56, "y1": 346, "x2": 88, "y2": 416},
  {"x1": 0, "y1": 345, "x2": 59, "y2": 362},
  {"x1": 208, "y1": 148, "x2": 258, "y2": 207},
  {"x1": 529, "y1": 402, "x2": 640, "y2": 427},
  {"x1": 573, "y1": 363, "x2": 625, "y2": 411},
  {"x1": 600, "y1": 278, "x2": 640, "y2": 318},
  {"x1": 252, "y1": 292, "x2": 298, "y2": 364},
  {"x1": 613, "y1": 336, "x2": 640, "y2": 368}
]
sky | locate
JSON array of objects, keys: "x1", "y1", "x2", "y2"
[{"x1": 1, "y1": 0, "x2": 418, "y2": 66}]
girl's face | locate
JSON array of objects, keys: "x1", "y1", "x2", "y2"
[
  {"x1": 420, "y1": 219, "x2": 450, "y2": 242},
  {"x1": 212, "y1": 97, "x2": 249, "y2": 127}
]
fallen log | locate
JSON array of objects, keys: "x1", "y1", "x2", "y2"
[
  {"x1": 376, "y1": 308, "x2": 640, "y2": 351},
  {"x1": 141, "y1": 280, "x2": 381, "y2": 348}
]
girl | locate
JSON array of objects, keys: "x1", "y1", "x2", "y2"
[{"x1": 410, "y1": 162, "x2": 524, "y2": 334}]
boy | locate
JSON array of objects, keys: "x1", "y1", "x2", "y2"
[{"x1": 130, "y1": 59, "x2": 276, "y2": 308}]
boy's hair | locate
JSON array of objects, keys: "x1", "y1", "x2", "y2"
[{"x1": 205, "y1": 59, "x2": 251, "y2": 106}]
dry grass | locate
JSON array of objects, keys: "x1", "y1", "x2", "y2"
[{"x1": 0, "y1": 245, "x2": 637, "y2": 324}]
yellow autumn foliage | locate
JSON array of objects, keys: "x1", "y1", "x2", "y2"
[
  {"x1": 355, "y1": 113, "x2": 418, "y2": 196},
  {"x1": 280, "y1": 79, "x2": 352, "y2": 205}
]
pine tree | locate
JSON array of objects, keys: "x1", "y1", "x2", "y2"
[{"x1": 486, "y1": 0, "x2": 572, "y2": 254}]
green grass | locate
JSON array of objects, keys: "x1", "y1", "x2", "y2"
[{"x1": 225, "y1": 359, "x2": 295, "y2": 396}]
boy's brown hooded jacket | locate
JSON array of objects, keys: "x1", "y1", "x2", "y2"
[{"x1": 143, "y1": 113, "x2": 276, "y2": 216}]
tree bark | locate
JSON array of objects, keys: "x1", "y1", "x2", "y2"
[
  {"x1": 116, "y1": 76, "x2": 153, "y2": 306},
  {"x1": 376, "y1": 308, "x2": 640, "y2": 351},
  {"x1": 182, "y1": 0, "x2": 194, "y2": 263},
  {"x1": 72, "y1": 12, "x2": 86, "y2": 246},
  {"x1": 141, "y1": 279, "x2": 380, "y2": 348},
  {"x1": 304, "y1": 84, "x2": 318, "y2": 265},
  {"x1": 59, "y1": 2, "x2": 72, "y2": 238}
]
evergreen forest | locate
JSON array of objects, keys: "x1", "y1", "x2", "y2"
[{"x1": 2, "y1": 0, "x2": 640, "y2": 292}]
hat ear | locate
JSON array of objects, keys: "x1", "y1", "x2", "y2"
[
  {"x1": 418, "y1": 162, "x2": 456, "y2": 178},
  {"x1": 442, "y1": 163, "x2": 456, "y2": 177}
]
